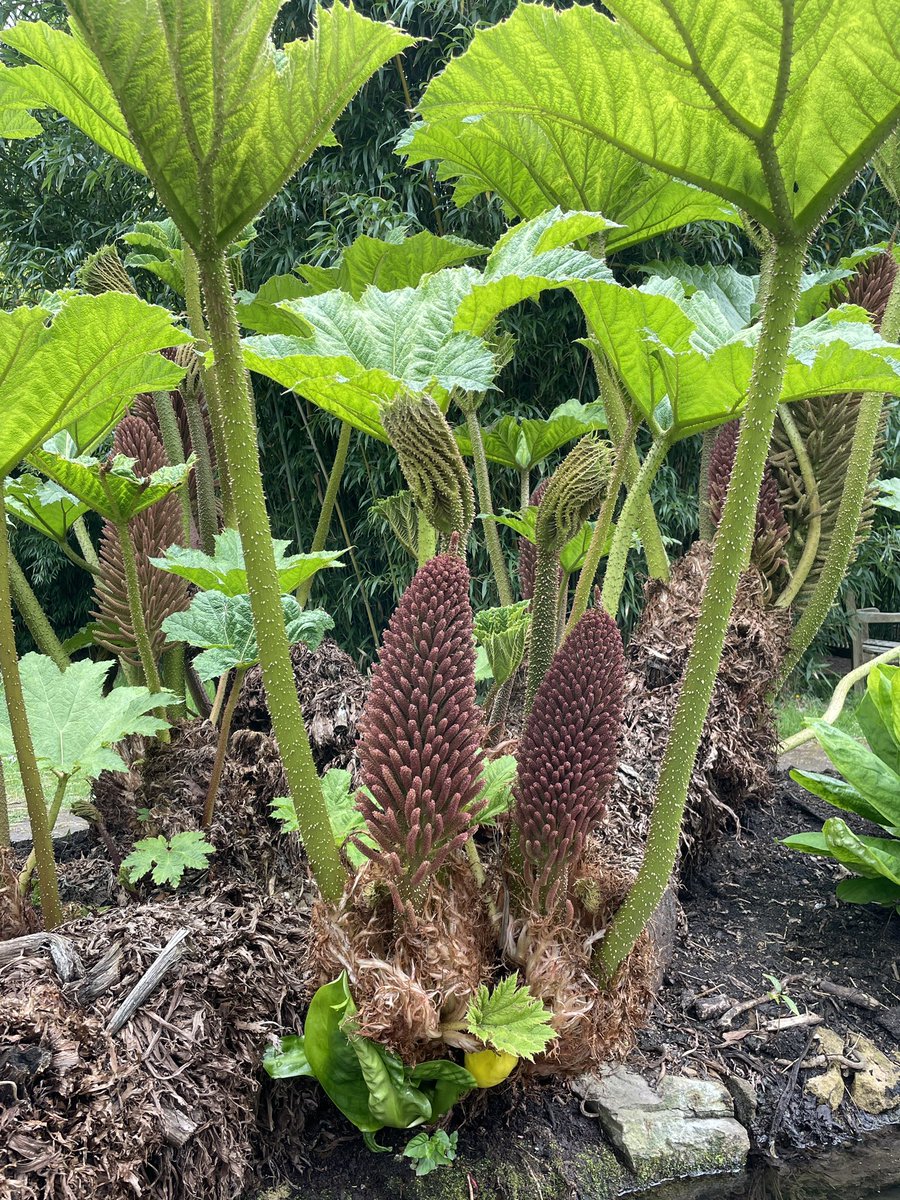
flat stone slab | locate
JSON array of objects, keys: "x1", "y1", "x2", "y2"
[
  {"x1": 9, "y1": 811, "x2": 89, "y2": 846},
  {"x1": 573, "y1": 1067, "x2": 750, "y2": 1184}
]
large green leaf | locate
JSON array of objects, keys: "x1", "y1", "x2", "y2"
[
  {"x1": 0, "y1": 655, "x2": 174, "y2": 780},
  {"x1": 300, "y1": 973, "x2": 382, "y2": 1133},
  {"x1": 399, "y1": 117, "x2": 736, "y2": 251},
  {"x1": 577, "y1": 279, "x2": 900, "y2": 437},
  {"x1": 151, "y1": 528, "x2": 343, "y2": 596},
  {"x1": 161, "y1": 590, "x2": 333, "y2": 680},
  {"x1": 0, "y1": 21, "x2": 143, "y2": 170},
  {"x1": 29, "y1": 446, "x2": 193, "y2": 524},
  {"x1": 62, "y1": 2, "x2": 414, "y2": 251},
  {"x1": 0, "y1": 292, "x2": 188, "y2": 479},
  {"x1": 454, "y1": 208, "x2": 616, "y2": 336},
  {"x1": 456, "y1": 399, "x2": 607, "y2": 470},
  {"x1": 788, "y1": 768, "x2": 891, "y2": 830},
  {"x1": 409, "y1": 2, "x2": 900, "y2": 235},
  {"x1": 243, "y1": 270, "x2": 496, "y2": 440},
  {"x1": 4, "y1": 474, "x2": 88, "y2": 544},
  {"x1": 809, "y1": 721, "x2": 900, "y2": 832}
]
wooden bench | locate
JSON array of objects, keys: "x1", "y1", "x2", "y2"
[{"x1": 847, "y1": 591, "x2": 900, "y2": 673}]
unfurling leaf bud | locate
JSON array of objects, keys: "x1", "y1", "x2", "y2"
[
  {"x1": 383, "y1": 394, "x2": 475, "y2": 542},
  {"x1": 354, "y1": 552, "x2": 484, "y2": 897},
  {"x1": 534, "y1": 434, "x2": 610, "y2": 553},
  {"x1": 78, "y1": 245, "x2": 138, "y2": 296},
  {"x1": 513, "y1": 608, "x2": 624, "y2": 912}
]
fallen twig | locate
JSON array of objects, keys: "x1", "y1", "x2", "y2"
[{"x1": 107, "y1": 928, "x2": 190, "y2": 1036}]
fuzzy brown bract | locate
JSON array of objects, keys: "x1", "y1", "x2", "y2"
[{"x1": 354, "y1": 551, "x2": 485, "y2": 896}]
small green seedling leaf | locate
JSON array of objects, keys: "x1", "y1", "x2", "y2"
[
  {"x1": 262, "y1": 1034, "x2": 314, "y2": 1080},
  {"x1": 152, "y1": 527, "x2": 343, "y2": 595},
  {"x1": 162, "y1": 591, "x2": 333, "y2": 680},
  {"x1": 465, "y1": 975, "x2": 556, "y2": 1061},
  {"x1": 402, "y1": 1130, "x2": 458, "y2": 1177},
  {"x1": 122, "y1": 830, "x2": 215, "y2": 888}
]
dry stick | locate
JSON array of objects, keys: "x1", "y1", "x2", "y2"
[
  {"x1": 773, "y1": 402, "x2": 822, "y2": 608},
  {"x1": 0, "y1": 930, "x2": 84, "y2": 981},
  {"x1": 8, "y1": 551, "x2": 70, "y2": 670},
  {"x1": 566, "y1": 410, "x2": 636, "y2": 634},
  {"x1": 202, "y1": 666, "x2": 246, "y2": 828},
  {"x1": 297, "y1": 419, "x2": 352, "y2": 606},
  {"x1": 107, "y1": 928, "x2": 191, "y2": 1036},
  {"x1": 0, "y1": 485, "x2": 61, "y2": 927},
  {"x1": 778, "y1": 643, "x2": 900, "y2": 753}
]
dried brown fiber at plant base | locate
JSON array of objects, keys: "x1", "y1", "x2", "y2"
[
  {"x1": 512, "y1": 863, "x2": 658, "y2": 1076},
  {"x1": 599, "y1": 541, "x2": 792, "y2": 874},
  {"x1": 0, "y1": 847, "x2": 38, "y2": 940},
  {"x1": 308, "y1": 858, "x2": 494, "y2": 1062},
  {"x1": 232, "y1": 638, "x2": 367, "y2": 773},
  {"x1": 90, "y1": 720, "x2": 304, "y2": 891},
  {"x1": 0, "y1": 887, "x2": 315, "y2": 1200}
]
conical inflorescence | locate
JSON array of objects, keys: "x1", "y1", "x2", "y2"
[
  {"x1": 354, "y1": 551, "x2": 484, "y2": 897},
  {"x1": 513, "y1": 607, "x2": 625, "y2": 912}
]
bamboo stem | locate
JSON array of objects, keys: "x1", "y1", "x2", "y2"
[
  {"x1": 196, "y1": 248, "x2": 344, "y2": 903},
  {"x1": 8, "y1": 552, "x2": 70, "y2": 670},
  {"x1": 202, "y1": 666, "x2": 245, "y2": 828},
  {"x1": 0, "y1": 484, "x2": 61, "y2": 927}
]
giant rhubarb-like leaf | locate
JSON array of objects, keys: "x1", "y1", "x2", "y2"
[
  {"x1": 408, "y1": 1, "x2": 900, "y2": 236},
  {"x1": 0, "y1": 293, "x2": 188, "y2": 480}
]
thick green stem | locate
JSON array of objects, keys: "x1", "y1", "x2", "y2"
[
  {"x1": 184, "y1": 245, "x2": 234, "y2": 527},
  {"x1": 596, "y1": 355, "x2": 669, "y2": 580},
  {"x1": 567, "y1": 413, "x2": 635, "y2": 633},
  {"x1": 0, "y1": 759, "x2": 9, "y2": 849},
  {"x1": 116, "y1": 518, "x2": 163, "y2": 695},
  {"x1": 464, "y1": 406, "x2": 514, "y2": 607},
  {"x1": 182, "y1": 378, "x2": 219, "y2": 554},
  {"x1": 779, "y1": 643, "x2": 900, "y2": 754},
  {"x1": 162, "y1": 644, "x2": 187, "y2": 718},
  {"x1": 19, "y1": 773, "x2": 69, "y2": 895},
  {"x1": 72, "y1": 516, "x2": 100, "y2": 571},
  {"x1": 0, "y1": 485, "x2": 61, "y2": 927},
  {"x1": 525, "y1": 547, "x2": 562, "y2": 711},
  {"x1": 8, "y1": 552, "x2": 70, "y2": 670},
  {"x1": 600, "y1": 432, "x2": 673, "y2": 618},
  {"x1": 59, "y1": 540, "x2": 99, "y2": 575},
  {"x1": 697, "y1": 429, "x2": 716, "y2": 541},
  {"x1": 196, "y1": 248, "x2": 344, "y2": 903},
  {"x1": 203, "y1": 666, "x2": 245, "y2": 828},
  {"x1": 154, "y1": 389, "x2": 193, "y2": 542},
  {"x1": 417, "y1": 514, "x2": 437, "y2": 567},
  {"x1": 519, "y1": 467, "x2": 531, "y2": 513},
  {"x1": 781, "y1": 271, "x2": 900, "y2": 676},
  {"x1": 598, "y1": 237, "x2": 808, "y2": 980},
  {"x1": 297, "y1": 420, "x2": 352, "y2": 605},
  {"x1": 774, "y1": 403, "x2": 822, "y2": 608}
]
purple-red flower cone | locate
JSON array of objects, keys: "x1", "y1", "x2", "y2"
[
  {"x1": 355, "y1": 552, "x2": 484, "y2": 891},
  {"x1": 514, "y1": 607, "x2": 624, "y2": 911}
]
